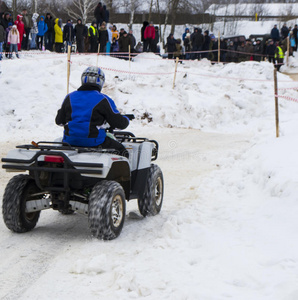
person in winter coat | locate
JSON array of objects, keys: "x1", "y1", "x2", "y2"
[
  {"x1": 151, "y1": 26, "x2": 159, "y2": 53},
  {"x1": 293, "y1": 24, "x2": 298, "y2": 51},
  {"x1": 98, "y1": 21, "x2": 108, "y2": 52},
  {"x1": 128, "y1": 29, "x2": 136, "y2": 52},
  {"x1": 271, "y1": 24, "x2": 280, "y2": 43},
  {"x1": 266, "y1": 39, "x2": 276, "y2": 63},
  {"x1": 8, "y1": 25, "x2": 20, "y2": 58},
  {"x1": 0, "y1": 12, "x2": 12, "y2": 30},
  {"x1": 281, "y1": 23, "x2": 289, "y2": 40},
  {"x1": 54, "y1": 18, "x2": 63, "y2": 53},
  {"x1": 111, "y1": 25, "x2": 119, "y2": 41},
  {"x1": 15, "y1": 14, "x2": 24, "y2": 51},
  {"x1": 88, "y1": 21, "x2": 99, "y2": 53},
  {"x1": 173, "y1": 38, "x2": 182, "y2": 59},
  {"x1": 182, "y1": 28, "x2": 190, "y2": 41},
  {"x1": 253, "y1": 39, "x2": 263, "y2": 61},
  {"x1": 184, "y1": 32, "x2": 191, "y2": 60},
  {"x1": 226, "y1": 41, "x2": 238, "y2": 62},
  {"x1": 37, "y1": 15, "x2": 48, "y2": 50},
  {"x1": 103, "y1": 5, "x2": 109, "y2": 24},
  {"x1": 237, "y1": 41, "x2": 246, "y2": 62},
  {"x1": 21, "y1": 9, "x2": 31, "y2": 50},
  {"x1": 111, "y1": 37, "x2": 119, "y2": 52},
  {"x1": 63, "y1": 19, "x2": 74, "y2": 48},
  {"x1": 0, "y1": 23, "x2": 5, "y2": 60},
  {"x1": 244, "y1": 39, "x2": 254, "y2": 61},
  {"x1": 44, "y1": 13, "x2": 54, "y2": 51},
  {"x1": 141, "y1": 21, "x2": 149, "y2": 51},
  {"x1": 191, "y1": 27, "x2": 204, "y2": 60},
  {"x1": 166, "y1": 33, "x2": 176, "y2": 59},
  {"x1": 274, "y1": 41, "x2": 284, "y2": 71},
  {"x1": 30, "y1": 13, "x2": 39, "y2": 49},
  {"x1": 144, "y1": 21, "x2": 155, "y2": 52},
  {"x1": 55, "y1": 66, "x2": 130, "y2": 157},
  {"x1": 289, "y1": 31, "x2": 296, "y2": 56},
  {"x1": 118, "y1": 31, "x2": 133, "y2": 59},
  {"x1": 74, "y1": 19, "x2": 87, "y2": 53},
  {"x1": 94, "y1": 2, "x2": 104, "y2": 28},
  {"x1": 202, "y1": 30, "x2": 211, "y2": 59}
]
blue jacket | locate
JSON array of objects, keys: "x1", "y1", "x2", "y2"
[
  {"x1": 55, "y1": 84, "x2": 129, "y2": 147},
  {"x1": 37, "y1": 16, "x2": 48, "y2": 36}
]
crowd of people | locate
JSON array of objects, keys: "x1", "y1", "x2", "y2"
[{"x1": 1, "y1": 1, "x2": 297, "y2": 68}]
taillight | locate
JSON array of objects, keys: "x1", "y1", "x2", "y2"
[{"x1": 44, "y1": 155, "x2": 65, "y2": 163}]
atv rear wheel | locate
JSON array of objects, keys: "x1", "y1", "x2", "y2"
[
  {"x1": 2, "y1": 174, "x2": 41, "y2": 233},
  {"x1": 88, "y1": 180, "x2": 126, "y2": 240},
  {"x1": 138, "y1": 164, "x2": 164, "y2": 217}
]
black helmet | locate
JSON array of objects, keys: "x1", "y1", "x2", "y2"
[{"x1": 81, "y1": 66, "x2": 105, "y2": 91}]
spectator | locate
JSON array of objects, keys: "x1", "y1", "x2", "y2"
[
  {"x1": 54, "y1": 18, "x2": 63, "y2": 53},
  {"x1": 37, "y1": 15, "x2": 48, "y2": 50},
  {"x1": 144, "y1": 21, "x2": 155, "y2": 52},
  {"x1": 8, "y1": 24, "x2": 19, "y2": 58},
  {"x1": 253, "y1": 39, "x2": 263, "y2": 62},
  {"x1": 166, "y1": 33, "x2": 176, "y2": 59},
  {"x1": 111, "y1": 25, "x2": 119, "y2": 41},
  {"x1": 74, "y1": 19, "x2": 87, "y2": 53},
  {"x1": 30, "y1": 13, "x2": 38, "y2": 49},
  {"x1": 202, "y1": 30, "x2": 211, "y2": 59},
  {"x1": 226, "y1": 41, "x2": 237, "y2": 62},
  {"x1": 237, "y1": 41, "x2": 246, "y2": 62},
  {"x1": 274, "y1": 41, "x2": 284, "y2": 71},
  {"x1": 44, "y1": 13, "x2": 54, "y2": 51},
  {"x1": 152, "y1": 26, "x2": 159, "y2": 53},
  {"x1": 21, "y1": 9, "x2": 31, "y2": 50},
  {"x1": 289, "y1": 31, "x2": 296, "y2": 56},
  {"x1": 191, "y1": 27, "x2": 204, "y2": 60},
  {"x1": 0, "y1": 21, "x2": 5, "y2": 60},
  {"x1": 244, "y1": 39, "x2": 254, "y2": 61},
  {"x1": 1, "y1": 12, "x2": 12, "y2": 30},
  {"x1": 271, "y1": 24, "x2": 280, "y2": 43},
  {"x1": 118, "y1": 30, "x2": 133, "y2": 59},
  {"x1": 111, "y1": 37, "x2": 119, "y2": 53},
  {"x1": 88, "y1": 21, "x2": 99, "y2": 53},
  {"x1": 106, "y1": 25, "x2": 113, "y2": 54},
  {"x1": 293, "y1": 24, "x2": 298, "y2": 51},
  {"x1": 119, "y1": 28, "x2": 125, "y2": 38},
  {"x1": 182, "y1": 28, "x2": 190, "y2": 41},
  {"x1": 103, "y1": 5, "x2": 109, "y2": 24},
  {"x1": 141, "y1": 21, "x2": 149, "y2": 50},
  {"x1": 94, "y1": 2, "x2": 104, "y2": 28},
  {"x1": 184, "y1": 32, "x2": 191, "y2": 60},
  {"x1": 5, "y1": 22, "x2": 13, "y2": 57},
  {"x1": 266, "y1": 39, "x2": 276, "y2": 63},
  {"x1": 14, "y1": 14, "x2": 24, "y2": 51},
  {"x1": 173, "y1": 38, "x2": 182, "y2": 60},
  {"x1": 281, "y1": 23, "x2": 289, "y2": 40},
  {"x1": 128, "y1": 29, "x2": 136, "y2": 52},
  {"x1": 63, "y1": 19, "x2": 74, "y2": 49},
  {"x1": 98, "y1": 21, "x2": 108, "y2": 52}
]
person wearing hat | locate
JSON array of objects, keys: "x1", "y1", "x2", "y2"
[
  {"x1": 98, "y1": 21, "x2": 108, "y2": 52},
  {"x1": 271, "y1": 24, "x2": 280, "y2": 43},
  {"x1": 15, "y1": 14, "x2": 24, "y2": 51},
  {"x1": 44, "y1": 13, "x2": 54, "y2": 51},
  {"x1": 88, "y1": 21, "x2": 99, "y2": 53},
  {"x1": 118, "y1": 30, "x2": 133, "y2": 59},
  {"x1": 202, "y1": 30, "x2": 211, "y2": 59},
  {"x1": 63, "y1": 19, "x2": 74, "y2": 50},
  {"x1": 74, "y1": 18, "x2": 87, "y2": 53},
  {"x1": 144, "y1": 21, "x2": 155, "y2": 52},
  {"x1": 184, "y1": 32, "x2": 191, "y2": 60},
  {"x1": 54, "y1": 18, "x2": 63, "y2": 52},
  {"x1": 7, "y1": 24, "x2": 20, "y2": 58},
  {"x1": 36, "y1": 15, "x2": 48, "y2": 50}
]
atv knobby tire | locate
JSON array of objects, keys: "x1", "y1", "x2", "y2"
[
  {"x1": 88, "y1": 180, "x2": 126, "y2": 240},
  {"x1": 138, "y1": 164, "x2": 164, "y2": 217},
  {"x1": 2, "y1": 174, "x2": 41, "y2": 233}
]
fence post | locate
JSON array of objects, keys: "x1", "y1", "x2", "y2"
[
  {"x1": 286, "y1": 36, "x2": 290, "y2": 67},
  {"x1": 67, "y1": 45, "x2": 71, "y2": 94},
  {"x1": 173, "y1": 57, "x2": 179, "y2": 89},
  {"x1": 97, "y1": 43, "x2": 100, "y2": 67},
  {"x1": 274, "y1": 68, "x2": 279, "y2": 138},
  {"x1": 129, "y1": 45, "x2": 131, "y2": 69},
  {"x1": 218, "y1": 32, "x2": 221, "y2": 63}
]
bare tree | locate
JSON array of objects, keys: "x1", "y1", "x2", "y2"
[{"x1": 64, "y1": 0, "x2": 98, "y2": 24}]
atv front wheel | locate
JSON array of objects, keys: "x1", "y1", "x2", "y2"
[
  {"x1": 88, "y1": 180, "x2": 126, "y2": 240},
  {"x1": 138, "y1": 164, "x2": 164, "y2": 217},
  {"x1": 2, "y1": 174, "x2": 41, "y2": 233}
]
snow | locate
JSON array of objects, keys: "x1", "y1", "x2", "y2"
[{"x1": 1, "y1": 45, "x2": 298, "y2": 299}]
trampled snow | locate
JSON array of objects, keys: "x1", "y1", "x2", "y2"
[{"x1": 1, "y1": 49, "x2": 298, "y2": 299}]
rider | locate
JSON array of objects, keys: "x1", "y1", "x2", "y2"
[{"x1": 55, "y1": 66, "x2": 130, "y2": 157}]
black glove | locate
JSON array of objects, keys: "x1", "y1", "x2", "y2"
[{"x1": 125, "y1": 114, "x2": 135, "y2": 120}]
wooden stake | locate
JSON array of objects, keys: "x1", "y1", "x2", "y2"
[
  {"x1": 286, "y1": 36, "x2": 290, "y2": 67},
  {"x1": 173, "y1": 57, "x2": 179, "y2": 89},
  {"x1": 218, "y1": 32, "x2": 221, "y2": 63},
  {"x1": 129, "y1": 44, "x2": 131, "y2": 69},
  {"x1": 97, "y1": 43, "x2": 100, "y2": 67},
  {"x1": 274, "y1": 68, "x2": 279, "y2": 138},
  {"x1": 67, "y1": 45, "x2": 71, "y2": 94}
]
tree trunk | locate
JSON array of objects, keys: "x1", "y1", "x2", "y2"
[
  {"x1": 148, "y1": 0, "x2": 154, "y2": 22},
  {"x1": 12, "y1": 0, "x2": 17, "y2": 21},
  {"x1": 170, "y1": 0, "x2": 179, "y2": 35}
]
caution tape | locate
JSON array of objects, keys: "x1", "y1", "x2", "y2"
[{"x1": 275, "y1": 94, "x2": 298, "y2": 103}]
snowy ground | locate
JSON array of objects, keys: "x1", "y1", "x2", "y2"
[{"x1": 1, "y1": 50, "x2": 298, "y2": 299}]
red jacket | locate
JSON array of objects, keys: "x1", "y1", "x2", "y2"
[
  {"x1": 15, "y1": 15, "x2": 25, "y2": 38},
  {"x1": 144, "y1": 25, "x2": 155, "y2": 40}
]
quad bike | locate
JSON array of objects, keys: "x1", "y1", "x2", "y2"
[{"x1": 1, "y1": 122, "x2": 164, "y2": 240}]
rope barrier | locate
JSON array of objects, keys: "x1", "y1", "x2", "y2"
[{"x1": 275, "y1": 94, "x2": 298, "y2": 103}]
